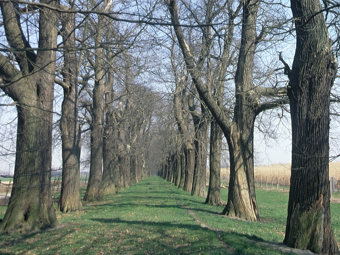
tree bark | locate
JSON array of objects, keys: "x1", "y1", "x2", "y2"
[
  {"x1": 283, "y1": 0, "x2": 339, "y2": 253},
  {"x1": 183, "y1": 147, "x2": 195, "y2": 192},
  {"x1": 222, "y1": 124, "x2": 259, "y2": 221},
  {"x1": 130, "y1": 154, "x2": 138, "y2": 185},
  {"x1": 84, "y1": 14, "x2": 106, "y2": 202},
  {"x1": 102, "y1": 119, "x2": 117, "y2": 195},
  {"x1": 175, "y1": 152, "x2": 182, "y2": 186},
  {"x1": 0, "y1": 0, "x2": 58, "y2": 233},
  {"x1": 119, "y1": 152, "x2": 131, "y2": 188},
  {"x1": 220, "y1": 0, "x2": 260, "y2": 221},
  {"x1": 102, "y1": 70, "x2": 117, "y2": 195},
  {"x1": 179, "y1": 152, "x2": 186, "y2": 189},
  {"x1": 58, "y1": 12, "x2": 82, "y2": 213},
  {"x1": 191, "y1": 112, "x2": 209, "y2": 197},
  {"x1": 205, "y1": 120, "x2": 222, "y2": 205}
]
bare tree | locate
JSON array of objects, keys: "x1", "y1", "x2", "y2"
[
  {"x1": 168, "y1": 0, "x2": 288, "y2": 221},
  {"x1": 283, "y1": 0, "x2": 339, "y2": 253},
  {"x1": 0, "y1": 0, "x2": 58, "y2": 233},
  {"x1": 83, "y1": 11, "x2": 106, "y2": 201},
  {"x1": 56, "y1": 10, "x2": 82, "y2": 212}
]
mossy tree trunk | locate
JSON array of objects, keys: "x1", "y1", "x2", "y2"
[
  {"x1": 0, "y1": 0, "x2": 58, "y2": 233},
  {"x1": 283, "y1": 0, "x2": 339, "y2": 253}
]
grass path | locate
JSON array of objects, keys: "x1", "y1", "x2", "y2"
[{"x1": 0, "y1": 176, "x2": 336, "y2": 254}]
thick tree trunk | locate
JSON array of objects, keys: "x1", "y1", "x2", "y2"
[
  {"x1": 175, "y1": 152, "x2": 182, "y2": 186},
  {"x1": 168, "y1": 154, "x2": 175, "y2": 183},
  {"x1": 130, "y1": 154, "x2": 138, "y2": 185},
  {"x1": 59, "y1": 107, "x2": 82, "y2": 211},
  {"x1": 191, "y1": 117, "x2": 208, "y2": 197},
  {"x1": 59, "y1": 12, "x2": 82, "y2": 213},
  {"x1": 205, "y1": 120, "x2": 222, "y2": 205},
  {"x1": 110, "y1": 133, "x2": 123, "y2": 190},
  {"x1": 222, "y1": 125, "x2": 259, "y2": 221},
  {"x1": 0, "y1": 0, "x2": 58, "y2": 233},
  {"x1": 102, "y1": 131, "x2": 117, "y2": 194},
  {"x1": 84, "y1": 15, "x2": 106, "y2": 202},
  {"x1": 119, "y1": 153, "x2": 130, "y2": 188},
  {"x1": 135, "y1": 155, "x2": 141, "y2": 182},
  {"x1": 84, "y1": 79, "x2": 104, "y2": 201},
  {"x1": 1, "y1": 92, "x2": 57, "y2": 234},
  {"x1": 283, "y1": 1, "x2": 339, "y2": 253},
  {"x1": 221, "y1": 0, "x2": 260, "y2": 221},
  {"x1": 179, "y1": 152, "x2": 186, "y2": 189},
  {"x1": 183, "y1": 147, "x2": 195, "y2": 192},
  {"x1": 102, "y1": 74, "x2": 117, "y2": 195}
]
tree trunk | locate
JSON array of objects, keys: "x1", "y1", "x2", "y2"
[
  {"x1": 102, "y1": 129, "x2": 117, "y2": 194},
  {"x1": 119, "y1": 153, "x2": 130, "y2": 188},
  {"x1": 206, "y1": 120, "x2": 222, "y2": 205},
  {"x1": 1, "y1": 90, "x2": 57, "y2": 234},
  {"x1": 130, "y1": 154, "x2": 138, "y2": 185},
  {"x1": 102, "y1": 73, "x2": 116, "y2": 195},
  {"x1": 183, "y1": 146, "x2": 195, "y2": 192},
  {"x1": 283, "y1": 0, "x2": 339, "y2": 253},
  {"x1": 222, "y1": 124, "x2": 259, "y2": 221},
  {"x1": 0, "y1": 0, "x2": 58, "y2": 233},
  {"x1": 175, "y1": 152, "x2": 182, "y2": 186},
  {"x1": 179, "y1": 152, "x2": 186, "y2": 189},
  {"x1": 221, "y1": 0, "x2": 260, "y2": 221},
  {"x1": 191, "y1": 116, "x2": 209, "y2": 197},
  {"x1": 84, "y1": 15, "x2": 106, "y2": 202},
  {"x1": 59, "y1": 12, "x2": 82, "y2": 213},
  {"x1": 135, "y1": 154, "x2": 143, "y2": 182}
]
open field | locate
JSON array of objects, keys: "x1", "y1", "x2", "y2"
[
  {"x1": 0, "y1": 176, "x2": 339, "y2": 254},
  {"x1": 219, "y1": 161, "x2": 340, "y2": 187}
]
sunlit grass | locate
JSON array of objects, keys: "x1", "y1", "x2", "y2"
[{"x1": 0, "y1": 176, "x2": 339, "y2": 254}]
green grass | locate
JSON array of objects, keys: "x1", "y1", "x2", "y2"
[{"x1": 0, "y1": 176, "x2": 339, "y2": 254}]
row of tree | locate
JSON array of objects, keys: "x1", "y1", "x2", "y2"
[
  {"x1": 0, "y1": 0, "x2": 339, "y2": 253},
  {"x1": 0, "y1": 0, "x2": 158, "y2": 234},
  {"x1": 156, "y1": 0, "x2": 340, "y2": 253}
]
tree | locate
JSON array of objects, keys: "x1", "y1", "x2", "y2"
[
  {"x1": 189, "y1": 89, "x2": 209, "y2": 197},
  {"x1": 83, "y1": 11, "x2": 106, "y2": 201},
  {"x1": 205, "y1": 120, "x2": 223, "y2": 205},
  {"x1": 283, "y1": 0, "x2": 339, "y2": 253},
  {"x1": 168, "y1": 0, "x2": 288, "y2": 220},
  {"x1": 173, "y1": 75, "x2": 195, "y2": 192},
  {"x1": 102, "y1": 63, "x2": 118, "y2": 195},
  {"x1": 0, "y1": 0, "x2": 58, "y2": 233},
  {"x1": 57, "y1": 10, "x2": 83, "y2": 212}
]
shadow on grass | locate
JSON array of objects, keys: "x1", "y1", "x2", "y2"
[
  {"x1": 90, "y1": 217, "x2": 285, "y2": 255},
  {"x1": 85, "y1": 198, "x2": 222, "y2": 216}
]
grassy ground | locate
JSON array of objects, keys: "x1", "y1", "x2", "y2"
[{"x1": 0, "y1": 176, "x2": 338, "y2": 254}]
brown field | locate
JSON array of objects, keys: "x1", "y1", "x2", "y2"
[{"x1": 218, "y1": 161, "x2": 340, "y2": 187}]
